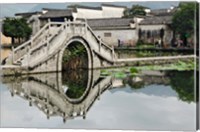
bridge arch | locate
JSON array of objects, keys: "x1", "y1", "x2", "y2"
[{"x1": 58, "y1": 36, "x2": 94, "y2": 71}]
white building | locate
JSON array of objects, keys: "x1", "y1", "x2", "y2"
[
  {"x1": 68, "y1": 4, "x2": 126, "y2": 20},
  {"x1": 70, "y1": 6, "x2": 103, "y2": 19},
  {"x1": 138, "y1": 15, "x2": 173, "y2": 46},
  {"x1": 13, "y1": 4, "x2": 177, "y2": 47},
  {"x1": 87, "y1": 18, "x2": 137, "y2": 47},
  {"x1": 101, "y1": 4, "x2": 126, "y2": 18}
]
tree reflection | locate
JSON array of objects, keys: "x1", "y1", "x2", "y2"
[
  {"x1": 167, "y1": 71, "x2": 195, "y2": 103},
  {"x1": 62, "y1": 70, "x2": 88, "y2": 99}
]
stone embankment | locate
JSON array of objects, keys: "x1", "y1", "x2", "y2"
[{"x1": 1, "y1": 55, "x2": 196, "y2": 76}]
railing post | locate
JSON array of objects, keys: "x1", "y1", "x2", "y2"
[
  {"x1": 27, "y1": 45, "x2": 31, "y2": 67},
  {"x1": 64, "y1": 18, "x2": 67, "y2": 34},
  {"x1": 11, "y1": 46, "x2": 14, "y2": 63},
  {"x1": 46, "y1": 36, "x2": 49, "y2": 55},
  {"x1": 98, "y1": 84, "x2": 101, "y2": 100},
  {"x1": 99, "y1": 37, "x2": 101, "y2": 53},
  {"x1": 30, "y1": 36, "x2": 33, "y2": 48},
  {"x1": 73, "y1": 22, "x2": 75, "y2": 34},
  {"x1": 48, "y1": 18, "x2": 51, "y2": 35},
  {"x1": 84, "y1": 23, "x2": 87, "y2": 38},
  {"x1": 112, "y1": 45, "x2": 115, "y2": 61},
  {"x1": 68, "y1": 19, "x2": 71, "y2": 33}
]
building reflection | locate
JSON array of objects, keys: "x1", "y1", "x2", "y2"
[{"x1": 2, "y1": 70, "x2": 113, "y2": 123}]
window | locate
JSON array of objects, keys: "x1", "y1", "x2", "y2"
[{"x1": 104, "y1": 32, "x2": 112, "y2": 37}]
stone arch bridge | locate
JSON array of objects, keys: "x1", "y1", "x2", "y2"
[
  {"x1": 5, "y1": 21, "x2": 116, "y2": 73},
  {"x1": 3, "y1": 21, "x2": 195, "y2": 74}
]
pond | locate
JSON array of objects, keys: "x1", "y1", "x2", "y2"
[{"x1": 0, "y1": 69, "x2": 197, "y2": 131}]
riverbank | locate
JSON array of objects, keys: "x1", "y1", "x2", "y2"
[{"x1": 1, "y1": 55, "x2": 197, "y2": 76}]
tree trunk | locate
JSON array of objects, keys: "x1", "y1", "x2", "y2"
[
  {"x1": 11, "y1": 37, "x2": 14, "y2": 44},
  {"x1": 18, "y1": 37, "x2": 21, "y2": 44},
  {"x1": 183, "y1": 36, "x2": 187, "y2": 47}
]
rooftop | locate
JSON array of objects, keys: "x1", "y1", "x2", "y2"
[
  {"x1": 149, "y1": 8, "x2": 174, "y2": 16},
  {"x1": 86, "y1": 18, "x2": 134, "y2": 29},
  {"x1": 39, "y1": 9, "x2": 73, "y2": 19},
  {"x1": 42, "y1": 8, "x2": 68, "y2": 11},
  {"x1": 67, "y1": 5, "x2": 102, "y2": 11},
  {"x1": 101, "y1": 3, "x2": 127, "y2": 8},
  {"x1": 139, "y1": 15, "x2": 172, "y2": 25},
  {"x1": 15, "y1": 11, "x2": 42, "y2": 16}
]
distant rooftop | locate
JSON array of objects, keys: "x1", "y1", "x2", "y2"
[
  {"x1": 42, "y1": 8, "x2": 68, "y2": 11},
  {"x1": 101, "y1": 3, "x2": 127, "y2": 8},
  {"x1": 68, "y1": 5, "x2": 102, "y2": 11},
  {"x1": 139, "y1": 15, "x2": 172, "y2": 25},
  {"x1": 15, "y1": 11, "x2": 42, "y2": 16},
  {"x1": 86, "y1": 18, "x2": 134, "y2": 29},
  {"x1": 149, "y1": 7, "x2": 177, "y2": 16},
  {"x1": 39, "y1": 9, "x2": 73, "y2": 19}
]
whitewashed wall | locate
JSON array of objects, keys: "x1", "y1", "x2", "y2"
[
  {"x1": 139, "y1": 24, "x2": 173, "y2": 45},
  {"x1": 93, "y1": 29, "x2": 138, "y2": 47},
  {"x1": 76, "y1": 8, "x2": 103, "y2": 19},
  {"x1": 139, "y1": 24, "x2": 166, "y2": 31},
  {"x1": 102, "y1": 6, "x2": 125, "y2": 18}
]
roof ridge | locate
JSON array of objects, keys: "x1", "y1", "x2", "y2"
[
  {"x1": 86, "y1": 17, "x2": 133, "y2": 20},
  {"x1": 42, "y1": 8, "x2": 70, "y2": 11},
  {"x1": 101, "y1": 3, "x2": 127, "y2": 8}
]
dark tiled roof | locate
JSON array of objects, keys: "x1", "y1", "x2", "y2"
[
  {"x1": 15, "y1": 11, "x2": 42, "y2": 16},
  {"x1": 101, "y1": 3, "x2": 127, "y2": 8},
  {"x1": 42, "y1": 8, "x2": 67, "y2": 11},
  {"x1": 39, "y1": 9, "x2": 72, "y2": 19},
  {"x1": 68, "y1": 5, "x2": 102, "y2": 10},
  {"x1": 86, "y1": 18, "x2": 134, "y2": 29},
  {"x1": 139, "y1": 15, "x2": 172, "y2": 25},
  {"x1": 150, "y1": 9, "x2": 173, "y2": 16}
]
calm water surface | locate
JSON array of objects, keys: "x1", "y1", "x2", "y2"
[{"x1": 0, "y1": 70, "x2": 196, "y2": 131}]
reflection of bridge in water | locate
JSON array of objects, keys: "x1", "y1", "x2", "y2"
[
  {"x1": 2, "y1": 70, "x2": 113, "y2": 122},
  {"x1": 1, "y1": 69, "x2": 195, "y2": 122}
]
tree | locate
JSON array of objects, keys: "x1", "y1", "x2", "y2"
[
  {"x1": 123, "y1": 5, "x2": 146, "y2": 18},
  {"x1": 172, "y1": 2, "x2": 199, "y2": 46},
  {"x1": 3, "y1": 18, "x2": 32, "y2": 44}
]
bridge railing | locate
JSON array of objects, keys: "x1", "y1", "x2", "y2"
[
  {"x1": 28, "y1": 24, "x2": 66, "y2": 67},
  {"x1": 12, "y1": 22, "x2": 62, "y2": 63},
  {"x1": 11, "y1": 20, "x2": 116, "y2": 65},
  {"x1": 64, "y1": 21, "x2": 116, "y2": 62},
  {"x1": 85, "y1": 23, "x2": 115, "y2": 62}
]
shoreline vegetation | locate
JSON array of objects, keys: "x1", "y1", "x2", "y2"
[{"x1": 101, "y1": 59, "x2": 198, "y2": 79}]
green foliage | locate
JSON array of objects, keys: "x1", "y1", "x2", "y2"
[
  {"x1": 135, "y1": 60, "x2": 196, "y2": 71},
  {"x1": 130, "y1": 67, "x2": 138, "y2": 73},
  {"x1": 101, "y1": 70, "x2": 111, "y2": 76},
  {"x1": 135, "y1": 50, "x2": 155, "y2": 57},
  {"x1": 65, "y1": 83, "x2": 86, "y2": 99},
  {"x1": 62, "y1": 70, "x2": 88, "y2": 99},
  {"x1": 123, "y1": 5, "x2": 146, "y2": 18},
  {"x1": 114, "y1": 72, "x2": 127, "y2": 79},
  {"x1": 62, "y1": 43, "x2": 87, "y2": 62},
  {"x1": 167, "y1": 71, "x2": 194, "y2": 103},
  {"x1": 136, "y1": 44, "x2": 155, "y2": 49},
  {"x1": 3, "y1": 18, "x2": 32, "y2": 43},
  {"x1": 172, "y1": 2, "x2": 198, "y2": 39}
]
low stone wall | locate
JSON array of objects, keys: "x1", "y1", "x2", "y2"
[
  {"x1": 114, "y1": 58, "x2": 194, "y2": 67},
  {"x1": 1, "y1": 56, "x2": 196, "y2": 76}
]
